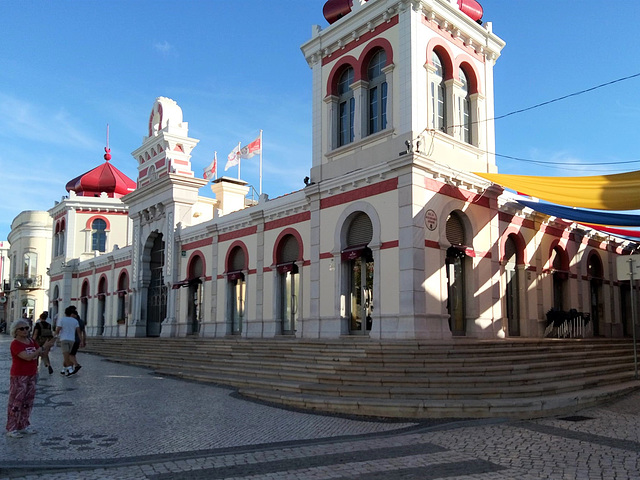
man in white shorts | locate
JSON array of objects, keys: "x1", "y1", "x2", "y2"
[{"x1": 55, "y1": 306, "x2": 81, "y2": 377}]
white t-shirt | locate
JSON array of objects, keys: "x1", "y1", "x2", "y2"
[{"x1": 57, "y1": 316, "x2": 79, "y2": 342}]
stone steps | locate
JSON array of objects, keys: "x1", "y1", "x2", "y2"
[{"x1": 83, "y1": 337, "x2": 640, "y2": 418}]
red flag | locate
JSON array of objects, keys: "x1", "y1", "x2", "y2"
[{"x1": 240, "y1": 136, "x2": 261, "y2": 159}]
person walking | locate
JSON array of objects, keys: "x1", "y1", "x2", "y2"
[
  {"x1": 6, "y1": 318, "x2": 55, "y2": 438},
  {"x1": 68, "y1": 311, "x2": 86, "y2": 374},
  {"x1": 54, "y1": 306, "x2": 81, "y2": 377},
  {"x1": 32, "y1": 312, "x2": 54, "y2": 374}
]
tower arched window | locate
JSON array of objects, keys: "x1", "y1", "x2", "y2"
[
  {"x1": 54, "y1": 224, "x2": 60, "y2": 257},
  {"x1": 91, "y1": 218, "x2": 107, "y2": 252},
  {"x1": 459, "y1": 67, "x2": 472, "y2": 144},
  {"x1": 367, "y1": 49, "x2": 387, "y2": 135},
  {"x1": 337, "y1": 67, "x2": 355, "y2": 146},
  {"x1": 432, "y1": 52, "x2": 447, "y2": 132}
]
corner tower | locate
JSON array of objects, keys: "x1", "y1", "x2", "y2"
[{"x1": 301, "y1": 0, "x2": 505, "y2": 184}]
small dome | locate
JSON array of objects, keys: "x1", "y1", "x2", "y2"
[
  {"x1": 458, "y1": 0, "x2": 483, "y2": 22},
  {"x1": 323, "y1": 0, "x2": 355, "y2": 25},
  {"x1": 66, "y1": 149, "x2": 136, "y2": 198}
]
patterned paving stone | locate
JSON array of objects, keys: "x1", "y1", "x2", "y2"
[{"x1": 2, "y1": 334, "x2": 640, "y2": 480}]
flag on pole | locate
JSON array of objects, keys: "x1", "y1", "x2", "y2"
[
  {"x1": 203, "y1": 152, "x2": 217, "y2": 180},
  {"x1": 225, "y1": 144, "x2": 241, "y2": 171},
  {"x1": 240, "y1": 135, "x2": 261, "y2": 159}
]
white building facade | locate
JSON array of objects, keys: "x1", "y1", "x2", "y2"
[{"x1": 8, "y1": 0, "x2": 633, "y2": 340}]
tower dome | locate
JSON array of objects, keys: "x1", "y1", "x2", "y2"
[
  {"x1": 65, "y1": 147, "x2": 136, "y2": 198},
  {"x1": 322, "y1": 0, "x2": 482, "y2": 24}
]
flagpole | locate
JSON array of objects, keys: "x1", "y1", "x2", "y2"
[
  {"x1": 214, "y1": 151, "x2": 218, "y2": 180},
  {"x1": 259, "y1": 130, "x2": 263, "y2": 195},
  {"x1": 237, "y1": 142, "x2": 241, "y2": 180}
]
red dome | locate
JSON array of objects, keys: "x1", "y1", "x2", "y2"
[
  {"x1": 323, "y1": 0, "x2": 356, "y2": 24},
  {"x1": 66, "y1": 159, "x2": 136, "y2": 198},
  {"x1": 458, "y1": 0, "x2": 483, "y2": 22}
]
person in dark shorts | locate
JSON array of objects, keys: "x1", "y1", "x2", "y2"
[
  {"x1": 68, "y1": 308, "x2": 86, "y2": 375},
  {"x1": 32, "y1": 312, "x2": 54, "y2": 374}
]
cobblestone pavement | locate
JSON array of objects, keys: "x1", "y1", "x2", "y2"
[{"x1": 1, "y1": 334, "x2": 639, "y2": 479}]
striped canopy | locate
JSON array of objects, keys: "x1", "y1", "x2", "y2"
[{"x1": 475, "y1": 170, "x2": 640, "y2": 211}]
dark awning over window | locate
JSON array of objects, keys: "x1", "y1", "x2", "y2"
[
  {"x1": 341, "y1": 244, "x2": 368, "y2": 261},
  {"x1": 276, "y1": 262, "x2": 297, "y2": 274},
  {"x1": 227, "y1": 271, "x2": 244, "y2": 281},
  {"x1": 172, "y1": 277, "x2": 203, "y2": 289}
]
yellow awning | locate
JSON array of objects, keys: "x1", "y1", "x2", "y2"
[{"x1": 474, "y1": 170, "x2": 640, "y2": 210}]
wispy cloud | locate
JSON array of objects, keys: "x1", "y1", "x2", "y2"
[
  {"x1": 153, "y1": 40, "x2": 177, "y2": 57},
  {"x1": 0, "y1": 94, "x2": 95, "y2": 150}
]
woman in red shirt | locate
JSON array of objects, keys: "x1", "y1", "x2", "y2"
[{"x1": 5, "y1": 319, "x2": 55, "y2": 438}]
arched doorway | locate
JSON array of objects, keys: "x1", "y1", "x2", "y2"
[
  {"x1": 504, "y1": 235, "x2": 520, "y2": 336},
  {"x1": 187, "y1": 255, "x2": 204, "y2": 335},
  {"x1": 146, "y1": 233, "x2": 166, "y2": 337},
  {"x1": 117, "y1": 271, "x2": 129, "y2": 325},
  {"x1": 620, "y1": 284, "x2": 632, "y2": 336},
  {"x1": 276, "y1": 234, "x2": 300, "y2": 335},
  {"x1": 97, "y1": 276, "x2": 107, "y2": 335},
  {"x1": 342, "y1": 212, "x2": 374, "y2": 335},
  {"x1": 588, "y1": 253, "x2": 603, "y2": 336},
  {"x1": 80, "y1": 281, "x2": 89, "y2": 324},
  {"x1": 227, "y1": 246, "x2": 246, "y2": 335},
  {"x1": 52, "y1": 285, "x2": 59, "y2": 323},
  {"x1": 445, "y1": 212, "x2": 468, "y2": 336},
  {"x1": 551, "y1": 246, "x2": 568, "y2": 312}
]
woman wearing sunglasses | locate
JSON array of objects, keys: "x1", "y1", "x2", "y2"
[{"x1": 5, "y1": 318, "x2": 55, "y2": 438}]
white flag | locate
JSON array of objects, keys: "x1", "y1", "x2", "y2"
[{"x1": 225, "y1": 145, "x2": 241, "y2": 171}]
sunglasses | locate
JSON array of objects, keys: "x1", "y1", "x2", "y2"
[{"x1": 17, "y1": 327, "x2": 30, "y2": 331}]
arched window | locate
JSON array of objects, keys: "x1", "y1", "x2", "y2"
[
  {"x1": 432, "y1": 52, "x2": 447, "y2": 132},
  {"x1": 342, "y1": 213, "x2": 374, "y2": 335},
  {"x1": 459, "y1": 67, "x2": 472, "y2": 144},
  {"x1": 337, "y1": 67, "x2": 355, "y2": 146},
  {"x1": 367, "y1": 49, "x2": 387, "y2": 135},
  {"x1": 59, "y1": 221, "x2": 66, "y2": 257},
  {"x1": 23, "y1": 252, "x2": 37, "y2": 278},
  {"x1": 54, "y1": 224, "x2": 60, "y2": 257},
  {"x1": 91, "y1": 218, "x2": 107, "y2": 252}
]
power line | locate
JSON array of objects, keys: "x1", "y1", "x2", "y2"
[
  {"x1": 494, "y1": 153, "x2": 640, "y2": 168},
  {"x1": 492, "y1": 72, "x2": 640, "y2": 121}
]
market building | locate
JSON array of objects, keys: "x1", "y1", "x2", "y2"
[{"x1": 6, "y1": 0, "x2": 638, "y2": 340}]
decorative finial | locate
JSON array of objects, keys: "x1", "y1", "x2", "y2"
[{"x1": 104, "y1": 123, "x2": 111, "y2": 161}]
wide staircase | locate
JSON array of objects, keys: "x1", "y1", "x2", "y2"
[{"x1": 82, "y1": 337, "x2": 640, "y2": 419}]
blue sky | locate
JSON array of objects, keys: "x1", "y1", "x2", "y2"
[{"x1": 1, "y1": 1, "x2": 639, "y2": 240}]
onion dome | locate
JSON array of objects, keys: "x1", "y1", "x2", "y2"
[{"x1": 65, "y1": 147, "x2": 136, "y2": 198}]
